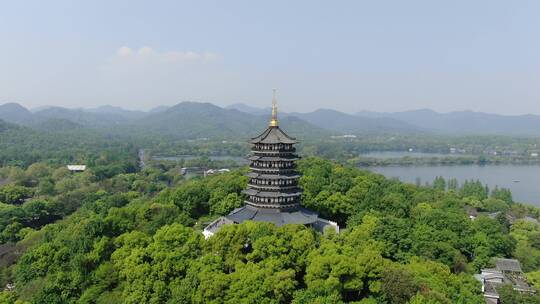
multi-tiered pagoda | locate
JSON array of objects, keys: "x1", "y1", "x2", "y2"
[{"x1": 203, "y1": 91, "x2": 338, "y2": 238}]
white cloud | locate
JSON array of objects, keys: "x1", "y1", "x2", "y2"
[
  {"x1": 114, "y1": 46, "x2": 220, "y2": 63},
  {"x1": 116, "y1": 46, "x2": 133, "y2": 57}
]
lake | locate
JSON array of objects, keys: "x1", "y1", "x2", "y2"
[
  {"x1": 368, "y1": 165, "x2": 540, "y2": 206},
  {"x1": 361, "y1": 151, "x2": 468, "y2": 159}
]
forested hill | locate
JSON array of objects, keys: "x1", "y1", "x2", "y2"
[
  {"x1": 0, "y1": 120, "x2": 140, "y2": 167},
  {"x1": 0, "y1": 103, "x2": 144, "y2": 127},
  {"x1": 126, "y1": 101, "x2": 333, "y2": 140},
  {"x1": 357, "y1": 109, "x2": 540, "y2": 135},
  {"x1": 7, "y1": 101, "x2": 540, "y2": 136},
  {"x1": 0, "y1": 119, "x2": 20, "y2": 133},
  {"x1": 290, "y1": 109, "x2": 422, "y2": 134},
  {"x1": 0, "y1": 103, "x2": 34, "y2": 125},
  {"x1": 2, "y1": 157, "x2": 540, "y2": 303},
  {"x1": 0, "y1": 102, "x2": 334, "y2": 140}
]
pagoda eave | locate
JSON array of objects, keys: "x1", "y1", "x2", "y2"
[
  {"x1": 242, "y1": 189, "x2": 302, "y2": 197},
  {"x1": 248, "y1": 155, "x2": 300, "y2": 162},
  {"x1": 246, "y1": 172, "x2": 301, "y2": 179},
  {"x1": 226, "y1": 205, "x2": 318, "y2": 226}
]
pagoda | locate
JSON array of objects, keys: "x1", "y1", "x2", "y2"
[{"x1": 203, "y1": 91, "x2": 338, "y2": 238}]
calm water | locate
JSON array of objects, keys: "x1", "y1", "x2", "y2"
[
  {"x1": 368, "y1": 165, "x2": 540, "y2": 206},
  {"x1": 361, "y1": 151, "x2": 468, "y2": 158}
]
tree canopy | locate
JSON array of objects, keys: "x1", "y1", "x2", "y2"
[{"x1": 1, "y1": 157, "x2": 540, "y2": 303}]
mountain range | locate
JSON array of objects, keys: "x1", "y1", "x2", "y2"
[
  {"x1": 356, "y1": 109, "x2": 540, "y2": 135},
  {"x1": 2, "y1": 101, "x2": 540, "y2": 137},
  {"x1": 126, "y1": 102, "x2": 331, "y2": 139}
]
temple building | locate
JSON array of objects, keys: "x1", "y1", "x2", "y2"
[{"x1": 203, "y1": 91, "x2": 339, "y2": 238}]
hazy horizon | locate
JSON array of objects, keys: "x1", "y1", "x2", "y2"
[
  {"x1": 4, "y1": 100, "x2": 540, "y2": 117},
  {"x1": 2, "y1": 1, "x2": 540, "y2": 114}
]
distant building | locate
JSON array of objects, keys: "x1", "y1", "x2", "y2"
[
  {"x1": 204, "y1": 91, "x2": 339, "y2": 238},
  {"x1": 465, "y1": 206, "x2": 478, "y2": 220},
  {"x1": 531, "y1": 152, "x2": 538, "y2": 157},
  {"x1": 67, "y1": 165, "x2": 86, "y2": 172},
  {"x1": 476, "y1": 258, "x2": 535, "y2": 303},
  {"x1": 203, "y1": 168, "x2": 231, "y2": 177},
  {"x1": 331, "y1": 134, "x2": 357, "y2": 139}
]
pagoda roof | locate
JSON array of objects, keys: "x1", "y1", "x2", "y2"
[
  {"x1": 250, "y1": 126, "x2": 297, "y2": 144},
  {"x1": 226, "y1": 205, "x2": 318, "y2": 226},
  {"x1": 495, "y1": 258, "x2": 523, "y2": 273},
  {"x1": 248, "y1": 155, "x2": 299, "y2": 162}
]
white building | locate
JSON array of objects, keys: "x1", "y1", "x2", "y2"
[{"x1": 67, "y1": 165, "x2": 86, "y2": 172}]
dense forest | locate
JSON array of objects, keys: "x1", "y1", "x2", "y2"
[
  {"x1": 1, "y1": 154, "x2": 540, "y2": 303},
  {"x1": 3, "y1": 104, "x2": 540, "y2": 303}
]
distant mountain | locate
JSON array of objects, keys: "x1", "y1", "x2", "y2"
[
  {"x1": 356, "y1": 109, "x2": 540, "y2": 135},
  {"x1": 33, "y1": 106, "x2": 136, "y2": 127},
  {"x1": 225, "y1": 103, "x2": 271, "y2": 116},
  {"x1": 9, "y1": 100, "x2": 540, "y2": 136},
  {"x1": 130, "y1": 102, "x2": 332, "y2": 139},
  {"x1": 0, "y1": 103, "x2": 147, "y2": 128},
  {"x1": 149, "y1": 105, "x2": 170, "y2": 113},
  {"x1": 33, "y1": 118, "x2": 83, "y2": 131},
  {"x1": 290, "y1": 109, "x2": 422, "y2": 134},
  {"x1": 86, "y1": 105, "x2": 147, "y2": 120},
  {"x1": 30, "y1": 105, "x2": 56, "y2": 113},
  {"x1": 0, "y1": 103, "x2": 34, "y2": 125}
]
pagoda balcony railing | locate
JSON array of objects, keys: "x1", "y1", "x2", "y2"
[
  {"x1": 247, "y1": 184, "x2": 299, "y2": 191},
  {"x1": 249, "y1": 166, "x2": 296, "y2": 172},
  {"x1": 249, "y1": 163, "x2": 296, "y2": 169},
  {"x1": 249, "y1": 160, "x2": 296, "y2": 169},
  {"x1": 250, "y1": 148, "x2": 296, "y2": 154},
  {"x1": 246, "y1": 172, "x2": 300, "y2": 180}
]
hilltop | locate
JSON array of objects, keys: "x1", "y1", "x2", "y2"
[{"x1": 5, "y1": 101, "x2": 540, "y2": 136}]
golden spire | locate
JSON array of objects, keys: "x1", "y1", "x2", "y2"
[{"x1": 269, "y1": 89, "x2": 278, "y2": 127}]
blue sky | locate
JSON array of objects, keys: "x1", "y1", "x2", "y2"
[{"x1": 1, "y1": 1, "x2": 539, "y2": 114}]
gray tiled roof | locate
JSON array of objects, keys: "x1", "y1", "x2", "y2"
[
  {"x1": 204, "y1": 216, "x2": 234, "y2": 234},
  {"x1": 226, "y1": 205, "x2": 318, "y2": 226},
  {"x1": 250, "y1": 126, "x2": 297, "y2": 144},
  {"x1": 495, "y1": 258, "x2": 523, "y2": 273},
  {"x1": 248, "y1": 155, "x2": 299, "y2": 161}
]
